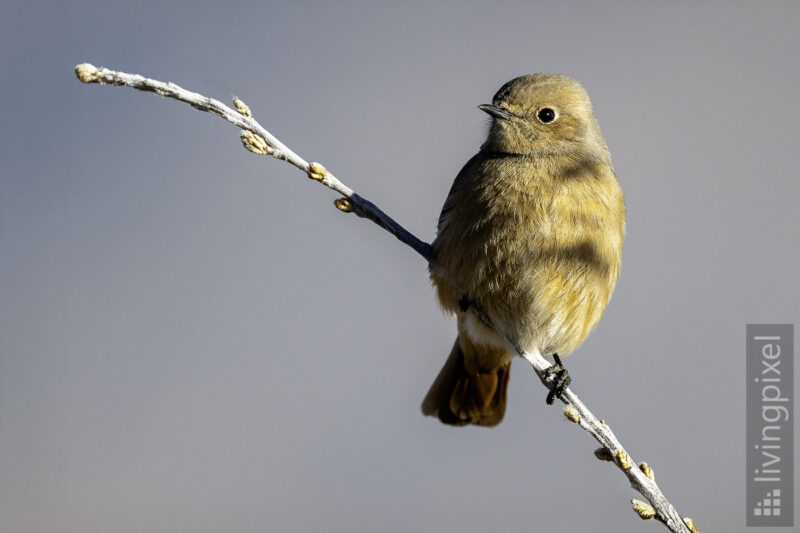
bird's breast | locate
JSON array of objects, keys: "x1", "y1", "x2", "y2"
[{"x1": 433, "y1": 154, "x2": 624, "y2": 355}]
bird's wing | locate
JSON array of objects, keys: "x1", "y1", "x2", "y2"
[{"x1": 437, "y1": 152, "x2": 483, "y2": 235}]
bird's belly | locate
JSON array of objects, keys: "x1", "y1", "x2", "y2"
[
  {"x1": 466, "y1": 228, "x2": 615, "y2": 357},
  {"x1": 433, "y1": 175, "x2": 622, "y2": 358}
]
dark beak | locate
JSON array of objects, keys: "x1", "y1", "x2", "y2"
[{"x1": 478, "y1": 104, "x2": 510, "y2": 120}]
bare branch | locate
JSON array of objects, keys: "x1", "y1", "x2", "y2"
[
  {"x1": 75, "y1": 63, "x2": 695, "y2": 533},
  {"x1": 74, "y1": 63, "x2": 433, "y2": 263}
]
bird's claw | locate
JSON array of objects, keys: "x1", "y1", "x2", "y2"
[{"x1": 543, "y1": 354, "x2": 571, "y2": 405}]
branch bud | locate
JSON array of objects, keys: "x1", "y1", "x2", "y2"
[
  {"x1": 240, "y1": 130, "x2": 272, "y2": 155},
  {"x1": 308, "y1": 162, "x2": 327, "y2": 182},
  {"x1": 563, "y1": 404, "x2": 580, "y2": 423},
  {"x1": 594, "y1": 447, "x2": 614, "y2": 462},
  {"x1": 631, "y1": 499, "x2": 655, "y2": 520},
  {"x1": 232, "y1": 96, "x2": 252, "y2": 117},
  {"x1": 615, "y1": 450, "x2": 632, "y2": 470},
  {"x1": 75, "y1": 63, "x2": 100, "y2": 84},
  {"x1": 638, "y1": 461, "x2": 654, "y2": 480},
  {"x1": 334, "y1": 198, "x2": 353, "y2": 213},
  {"x1": 683, "y1": 517, "x2": 698, "y2": 533}
]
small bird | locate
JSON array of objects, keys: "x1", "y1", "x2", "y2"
[{"x1": 422, "y1": 74, "x2": 625, "y2": 426}]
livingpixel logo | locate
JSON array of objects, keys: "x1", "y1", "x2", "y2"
[{"x1": 746, "y1": 324, "x2": 794, "y2": 527}]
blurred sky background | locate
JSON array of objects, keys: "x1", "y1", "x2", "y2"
[{"x1": 2, "y1": 1, "x2": 799, "y2": 532}]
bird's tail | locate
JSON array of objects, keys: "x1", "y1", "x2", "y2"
[{"x1": 421, "y1": 338, "x2": 510, "y2": 426}]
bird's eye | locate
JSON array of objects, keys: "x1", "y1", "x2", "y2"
[{"x1": 537, "y1": 108, "x2": 557, "y2": 124}]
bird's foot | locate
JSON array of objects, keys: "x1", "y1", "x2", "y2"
[{"x1": 543, "y1": 354, "x2": 571, "y2": 405}]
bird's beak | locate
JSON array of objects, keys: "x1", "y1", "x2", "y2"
[{"x1": 478, "y1": 104, "x2": 510, "y2": 120}]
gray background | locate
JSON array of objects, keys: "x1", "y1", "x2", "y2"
[{"x1": 2, "y1": 1, "x2": 799, "y2": 532}]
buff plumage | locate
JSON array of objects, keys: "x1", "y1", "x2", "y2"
[{"x1": 423, "y1": 74, "x2": 625, "y2": 426}]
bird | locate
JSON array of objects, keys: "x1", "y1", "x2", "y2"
[{"x1": 422, "y1": 74, "x2": 625, "y2": 426}]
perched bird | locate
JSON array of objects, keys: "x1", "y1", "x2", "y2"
[{"x1": 422, "y1": 74, "x2": 625, "y2": 426}]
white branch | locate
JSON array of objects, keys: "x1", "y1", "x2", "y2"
[{"x1": 74, "y1": 63, "x2": 696, "y2": 533}]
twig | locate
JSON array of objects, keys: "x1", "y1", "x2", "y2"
[
  {"x1": 74, "y1": 63, "x2": 696, "y2": 533},
  {"x1": 73, "y1": 64, "x2": 433, "y2": 263}
]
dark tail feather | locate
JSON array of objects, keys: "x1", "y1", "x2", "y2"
[{"x1": 421, "y1": 339, "x2": 510, "y2": 427}]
